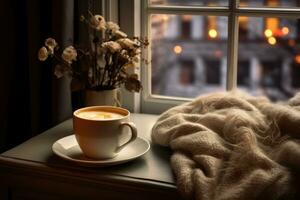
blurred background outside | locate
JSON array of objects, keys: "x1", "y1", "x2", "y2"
[{"x1": 150, "y1": 0, "x2": 300, "y2": 101}]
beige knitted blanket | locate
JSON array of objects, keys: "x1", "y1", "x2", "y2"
[{"x1": 151, "y1": 90, "x2": 300, "y2": 200}]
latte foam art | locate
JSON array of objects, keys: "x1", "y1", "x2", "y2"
[{"x1": 77, "y1": 111, "x2": 124, "y2": 120}]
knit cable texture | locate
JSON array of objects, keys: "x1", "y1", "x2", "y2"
[{"x1": 152, "y1": 90, "x2": 300, "y2": 200}]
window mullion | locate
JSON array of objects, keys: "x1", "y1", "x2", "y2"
[
  {"x1": 226, "y1": 0, "x2": 239, "y2": 90},
  {"x1": 141, "y1": 0, "x2": 151, "y2": 103},
  {"x1": 237, "y1": 7, "x2": 300, "y2": 17},
  {"x1": 147, "y1": 5, "x2": 229, "y2": 16}
]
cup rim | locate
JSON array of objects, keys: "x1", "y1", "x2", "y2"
[{"x1": 73, "y1": 106, "x2": 129, "y2": 121}]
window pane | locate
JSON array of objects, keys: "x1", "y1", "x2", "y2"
[
  {"x1": 237, "y1": 16, "x2": 300, "y2": 101},
  {"x1": 151, "y1": 14, "x2": 228, "y2": 98},
  {"x1": 239, "y1": 0, "x2": 300, "y2": 8},
  {"x1": 150, "y1": 0, "x2": 228, "y2": 6}
]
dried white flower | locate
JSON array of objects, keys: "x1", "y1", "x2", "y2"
[
  {"x1": 117, "y1": 38, "x2": 139, "y2": 49},
  {"x1": 45, "y1": 38, "x2": 57, "y2": 55},
  {"x1": 123, "y1": 61, "x2": 135, "y2": 69},
  {"x1": 102, "y1": 41, "x2": 122, "y2": 53},
  {"x1": 106, "y1": 21, "x2": 120, "y2": 33},
  {"x1": 119, "y1": 50, "x2": 130, "y2": 61},
  {"x1": 115, "y1": 30, "x2": 127, "y2": 38},
  {"x1": 90, "y1": 15, "x2": 106, "y2": 31},
  {"x1": 38, "y1": 47, "x2": 48, "y2": 61},
  {"x1": 132, "y1": 55, "x2": 140, "y2": 63},
  {"x1": 80, "y1": 15, "x2": 85, "y2": 22},
  {"x1": 45, "y1": 38, "x2": 57, "y2": 49},
  {"x1": 62, "y1": 46, "x2": 77, "y2": 64},
  {"x1": 134, "y1": 48, "x2": 141, "y2": 54}
]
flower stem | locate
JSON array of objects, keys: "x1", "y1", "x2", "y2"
[{"x1": 93, "y1": 30, "x2": 98, "y2": 85}]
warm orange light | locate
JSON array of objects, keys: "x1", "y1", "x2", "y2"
[
  {"x1": 268, "y1": 37, "x2": 277, "y2": 45},
  {"x1": 267, "y1": 0, "x2": 278, "y2": 7},
  {"x1": 162, "y1": 15, "x2": 169, "y2": 21},
  {"x1": 173, "y1": 45, "x2": 182, "y2": 54},
  {"x1": 208, "y1": 29, "x2": 218, "y2": 38},
  {"x1": 264, "y1": 29, "x2": 273, "y2": 38},
  {"x1": 266, "y1": 18, "x2": 279, "y2": 31},
  {"x1": 295, "y1": 55, "x2": 300, "y2": 64},
  {"x1": 282, "y1": 27, "x2": 289, "y2": 35},
  {"x1": 274, "y1": 29, "x2": 284, "y2": 37}
]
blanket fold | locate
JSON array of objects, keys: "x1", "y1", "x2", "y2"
[{"x1": 151, "y1": 90, "x2": 300, "y2": 200}]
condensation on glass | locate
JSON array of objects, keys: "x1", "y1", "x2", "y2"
[
  {"x1": 237, "y1": 16, "x2": 300, "y2": 101},
  {"x1": 151, "y1": 14, "x2": 228, "y2": 98},
  {"x1": 239, "y1": 0, "x2": 300, "y2": 7},
  {"x1": 149, "y1": 0, "x2": 228, "y2": 7}
]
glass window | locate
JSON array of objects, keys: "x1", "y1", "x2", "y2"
[
  {"x1": 138, "y1": 0, "x2": 300, "y2": 113},
  {"x1": 237, "y1": 16, "x2": 300, "y2": 101},
  {"x1": 151, "y1": 14, "x2": 227, "y2": 98}
]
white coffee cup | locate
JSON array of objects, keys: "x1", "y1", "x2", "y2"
[{"x1": 73, "y1": 106, "x2": 137, "y2": 159}]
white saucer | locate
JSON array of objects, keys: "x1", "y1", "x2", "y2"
[{"x1": 52, "y1": 135, "x2": 150, "y2": 167}]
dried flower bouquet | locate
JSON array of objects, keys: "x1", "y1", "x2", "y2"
[{"x1": 38, "y1": 12, "x2": 148, "y2": 92}]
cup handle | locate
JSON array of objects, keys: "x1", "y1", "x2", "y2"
[{"x1": 116, "y1": 122, "x2": 138, "y2": 152}]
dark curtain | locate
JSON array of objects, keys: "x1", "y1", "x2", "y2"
[{"x1": 0, "y1": 0, "x2": 80, "y2": 152}]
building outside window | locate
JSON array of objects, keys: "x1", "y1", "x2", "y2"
[{"x1": 145, "y1": 0, "x2": 300, "y2": 109}]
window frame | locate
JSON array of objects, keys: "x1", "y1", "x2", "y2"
[{"x1": 118, "y1": 0, "x2": 300, "y2": 114}]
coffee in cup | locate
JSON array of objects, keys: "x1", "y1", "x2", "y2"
[
  {"x1": 73, "y1": 106, "x2": 137, "y2": 159},
  {"x1": 77, "y1": 110, "x2": 124, "y2": 120}
]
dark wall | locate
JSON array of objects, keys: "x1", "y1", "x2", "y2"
[{"x1": 0, "y1": 0, "x2": 75, "y2": 152}]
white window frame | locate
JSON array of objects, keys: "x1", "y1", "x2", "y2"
[{"x1": 117, "y1": 0, "x2": 300, "y2": 114}]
